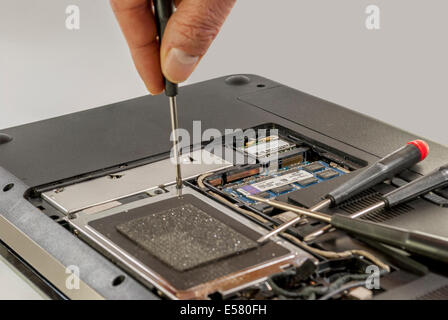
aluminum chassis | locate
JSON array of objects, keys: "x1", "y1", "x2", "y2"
[{"x1": 0, "y1": 165, "x2": 157, "y2": 299}]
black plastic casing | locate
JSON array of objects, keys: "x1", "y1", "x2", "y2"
[{"x1": 2, "y1": 74, "x2": 448, "y2": 299}]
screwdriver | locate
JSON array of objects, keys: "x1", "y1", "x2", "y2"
[
  {"x1": 257, "y1": 140, "x2": 429, "y2": 243},
  {"x1": 153, "y1": 0, "x2": 182, "y2": 189},
  {"x1": 248, "y1": 194, "x2": 448, "y2": 263},
  {"x1": 306, "y1": 163, "x2": 448, "y2": 241},
  {"x1": 304, "y1": 140, "x2": 431, "y2": 241}
]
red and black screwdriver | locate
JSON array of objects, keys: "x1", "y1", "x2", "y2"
[
  {"x1": 304, "y1": 163, "x2": 448, "y2": 242},
  {"x1": 257, "y1": 140, "x2": 429, "y2": 243},
  {"x1": 250, "y1": 163, "x2": 448, "y2": 262}
]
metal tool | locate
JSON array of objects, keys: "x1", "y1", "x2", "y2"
[
  {"x1": 304, "y1": 163, "x2": 448, "y2": 242},
  {"x1": 249, "y1": 195, "x2": 448, "y2": 263},
  {"x1": 257, "y1": 140, "x2": 429, "y2": 243},
  {"x1": 153, "y1": 0, "x2": 182, "y2": 189}
]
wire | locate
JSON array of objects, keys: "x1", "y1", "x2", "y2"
[
  {"x1": 318, "y1": 269, "x2": 387, "y2": 300},
  {"x1": 197, "y1": 173, "x2": 269, "y2": 224},
  {"x1": 318, "y1": 281, "x2": 366, "y2": 300},
  {"x1": 281, "y1": 233, "x2": 390, "y2": 272},
  {"x1": 269, "y1": 271, "x2": 386, "y2": 300}
]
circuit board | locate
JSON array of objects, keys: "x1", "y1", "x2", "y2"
[{"x1": 223, "y1": 161, "x2": 346, "y2": 205}]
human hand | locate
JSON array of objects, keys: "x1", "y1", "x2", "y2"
[{"x1": 110, "y1": 0, "x2": 236, "y2": 94}]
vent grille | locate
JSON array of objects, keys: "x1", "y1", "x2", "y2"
[
  {"x1": 417, "y1": 285, "x2": 448, "y2": 300},
  {"x1": 339, "y1": 188, "x2": 414, "y2": 223}
]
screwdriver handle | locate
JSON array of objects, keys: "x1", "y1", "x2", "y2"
[
  {"x1": 331, "y1": 214, "x2": 448, "y2": 263},
  {"x1": 326, "y1": 140, "x2": 429, "y2": 206},
  {"x1": 383, "y1": 163, "x2": 448, "y2": 207},
  {"x1": 153, "y1": 0, "x2": 178, "y2": 97}
]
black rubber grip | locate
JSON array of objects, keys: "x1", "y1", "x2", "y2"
[
  {"x1": 383, "y1": 164, "x2": 448, "y2": 207},
  {"x1": 327, "y1": 143, "x2": 422, "y2": 206},
  {"x1": 331, "y1": 214, "x2": 448, "y2": 263},
  {"x1": 153, "y1": 0, "x2": 178, "y2": 97}
]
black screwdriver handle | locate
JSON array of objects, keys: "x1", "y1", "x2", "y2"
[
  {"x1": 153, "y1": 0, "x2": 178, "y2": 97},
  {"x1": 383, "y1": 164, "x2": 448, "y2": 207},
  {"x1": 326, "y1": 140, "x2": 428, "y2": 206},
  {"x1": 331, "y1": 214, "x2": 448, "y2": 263}
]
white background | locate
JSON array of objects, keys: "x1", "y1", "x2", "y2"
[{"x1": 1, "y1": 0, "x2": 447, "y2": 145}]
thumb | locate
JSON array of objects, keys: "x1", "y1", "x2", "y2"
[{"x1": 160, "y1": 0, "x2": 236, "y2": 83}]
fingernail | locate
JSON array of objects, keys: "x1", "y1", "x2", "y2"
[
  {"x1": 145, "y1": 83, "x2": 163, "y2": 96},
  {"x1": 163, "y1": 48, "x2": 199, "y2": 82},
  {"x1": 145, "y1": 85, "x2": 155, "y2": 95}
]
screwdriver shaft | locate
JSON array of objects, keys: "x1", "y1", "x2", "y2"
[
  {"x1": 254, "y1": 197, "x2": 332, "y2": 243},
  {"x1": 250, "y1": 197, "x2": 332, "y2": 222},
  {"x1": 169, "y1": 96, "x2": 182, "y2": 189},
  {"x1": 153, "y1": 0, "x2": 181, "y2": 190},
  {"x1": 303, "y1": 201, "x2": 386, "y2": 242}
]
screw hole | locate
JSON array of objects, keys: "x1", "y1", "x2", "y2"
[
  {"x1": 112, "y1": 275, "x2": 126, "y2": 287},
  {"x1": 50, "y1": 215, "x2": 60, "y2": 220},
  {"x1": 257, "y1": 84, "x2": 266, "y2": 88},
  {"x1": 3, "y1": 183, "x2": 14, "y2": 192},
  {"x1": 154, "y1": 189, "x2": 163, "y2": 195}
]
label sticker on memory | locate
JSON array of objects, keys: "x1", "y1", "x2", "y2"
[
  {"x1": 237, "y1": 170, "x2": 313, "y2": 195},
  {"x1": 244, "y1": 139, "x2": 292, "y2": 158}
]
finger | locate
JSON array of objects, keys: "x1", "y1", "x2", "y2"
[
  {"x1": 110, "y1": 0, "x2": 164, "y2": 94},
  {"x1": 160, "y1": 0, "x2": 236, "y2": 83}
]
